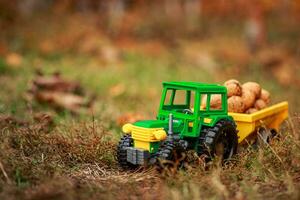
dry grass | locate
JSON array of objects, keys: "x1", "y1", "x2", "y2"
[{"x1": 0, "y1": 115, "x2": 299, "y2": 200}]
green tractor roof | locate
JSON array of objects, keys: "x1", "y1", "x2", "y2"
[{"x1": 163, "y1": 81, "x2": 227, "y2": 92}]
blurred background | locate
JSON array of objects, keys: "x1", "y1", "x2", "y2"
[
  {"x1": 0, "y1": 0, "x2": 299, "y2": 124},
  {"x1": 1, "y1": 2, "x2": 300, "y2": 199}
]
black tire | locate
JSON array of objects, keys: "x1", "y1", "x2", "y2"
[
  {"x1": 117, "y1": 134, "x2": 137, "y2": 170},
  {"x1": 255, "y1": 127, "x2": 278, "y2": 148},
  {"x1": 155, "y1": 140, "x2": 185, "y2": 171},
  {"x1": 198, "y1": 119, "x2": 238, "y2": 161}
]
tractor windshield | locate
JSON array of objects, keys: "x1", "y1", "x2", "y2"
[{"x1": 162, "y1": 88, "x2": 195, "y2": 115}]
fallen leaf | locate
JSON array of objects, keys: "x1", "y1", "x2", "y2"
[
  {"x1": 33, "y1": 73, "x2": 82, "y2": 94},
  {"x1": 100, "y1": 45, "x2": 120, "y2": 63},
  {"x1": 35, "y1": 91, "x2": 88, "y2": 114},
  {"x1": 39, "y1": 40, "x2": 56, "y2": 54},
  {"x1": 109, "y1": 84, "x2": 125, "y2": 97},
  {"x1": 5, "y1": 53, "x2": 23, "y2": 68},
  {"x1": 116, "y1": 113, "x2": 145, "y2": 126},
  {"x1": 272, "y1": 63, "x2": 295, "y2": 86},
  {"x1": 28, "y1": 71, "x2": 94, "y2": 114},
  {"x1": 257, "y1": 47, "x2": 288, "y2": 69}
]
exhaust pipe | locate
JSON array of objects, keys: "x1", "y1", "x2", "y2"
[{"x1": 168, "y1": 113, "x2": 173, "y2": 136}]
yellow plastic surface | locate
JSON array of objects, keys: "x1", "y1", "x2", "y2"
[
  {"x1": 153, "y1": 130, "x2": 167, "y2": 140},
  {"x1": 229, "y1": 101, "x2": 289, "y2": 143},
  {"x1": 131, "y1": 125, "x2": 164, "y2": 142},
  {"x1": 204, "y1": 118, "x2": 212, "y2": 123},
  {"x1": 122, "y1": 123, "x2": 133, "y2": 134},
  {"x1": 130, "y1": 125, "x2": 165, "y2": 150},
  {"x1": 134, "y1": 140, "x2": 151, "y2": 151}
]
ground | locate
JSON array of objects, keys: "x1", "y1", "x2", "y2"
[{"x1": 0, "y1": 13, "x2": 300, "y2": 200}]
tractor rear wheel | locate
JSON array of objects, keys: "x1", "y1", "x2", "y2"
[
  {"x1": 117, "y1": 134, "x2": 137, "y2": 170},
  {"x1": 198, "y1": 119, "x2": 238, "y2": 162}
]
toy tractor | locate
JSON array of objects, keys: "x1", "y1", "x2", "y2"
[{"x1": 117, "y1": 82, "x2": 288, "y2": 169}]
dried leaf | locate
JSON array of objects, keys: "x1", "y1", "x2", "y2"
[
  {"x1": 28, "y1": 71, "x2": 95, "y2": 114},
  {"x1": 5, "y1": 53, "x2": 23, "y2": 68},
  {"x1": 109, "y1": 84, "x2": 125, "y2": 97},
  {"x1": 35, "y1": 91, "x2": 88, "y2": 113},
  {"x1": 33, "y1": 73, "x2": 82, "y2": 94},
  {"x1": 116, "y1": 113, "x2": 145, "y2": 126},
  {"x1": 272, "y1": 64, "x2": 295, "y2": 86}
]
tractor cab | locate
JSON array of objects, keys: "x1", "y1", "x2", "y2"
[{"x1": 157, "y1": 82, "x2": 229, "y2": 137}]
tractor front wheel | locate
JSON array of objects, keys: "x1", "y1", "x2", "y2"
[
  {"x1": 117, "y1": 134, "x2": 137, "y2": 170},
  {"x1": 155, "y1": 140, "x2": 185, "y2": 172}
]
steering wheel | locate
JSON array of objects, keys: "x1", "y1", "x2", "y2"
[{"x1": 183, "y1": 109, "x2": 193, "y2": 114}]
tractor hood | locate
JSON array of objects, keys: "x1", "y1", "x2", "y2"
[{"x1": 133, "y1": 119, "x2": 182, "y2": 132}]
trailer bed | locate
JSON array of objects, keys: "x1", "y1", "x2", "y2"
[{"x1": 229, "y1": 101, "x2": 289, "y2": 143}]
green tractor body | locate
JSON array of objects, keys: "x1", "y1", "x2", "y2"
[{"x1": 117, "y1": 82, "x2": 238, "y2": 168}]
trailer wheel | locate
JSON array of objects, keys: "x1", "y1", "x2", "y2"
[
  {"x1": 198, "y1": 120, "x2": 238, "y2": 161},
  {"x1": 256, "y1": 127, "x2": 278, "y2": 147},
  {"x1": 117, "y1": 134, "x2": 137, "y2": 170}
]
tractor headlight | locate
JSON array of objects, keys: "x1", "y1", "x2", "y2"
[
  {"x1": 122, "y1": 123, "x2": 133, "y2": 134},
  {"x1": 153, "y1": 130, "x2": 167, "y2": 141}
]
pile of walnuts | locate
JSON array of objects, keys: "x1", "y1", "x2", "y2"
[
  {"x1": 224, "y1": 80, "x2": 271, "y2": 113},
  {"x1": 201, "y1": 80, "x2": 271, "y2": 114}
]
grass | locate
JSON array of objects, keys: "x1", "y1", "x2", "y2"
[
  {"x1": 0, "y1": 50, "x2": 299, "y2": 199},
  {"x1": 1, "y1": 117, "x2": 300, "y2": 199}
]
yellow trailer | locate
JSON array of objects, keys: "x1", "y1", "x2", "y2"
[{"x1": 229, "y1": 101, "x2": 289, "y2": 143}]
